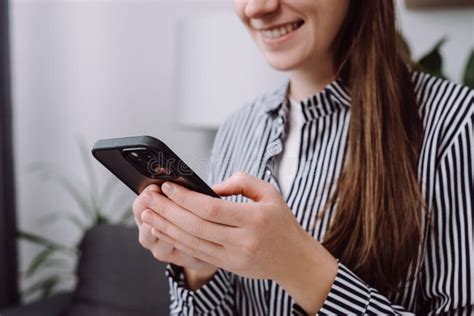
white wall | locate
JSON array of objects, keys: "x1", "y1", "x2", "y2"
[
  {"x1": 10, "y1": 0, "x2": 234, "y2": 300},
  {"x1": 10, "y1": 0, "x2": 474, "y2": 301}
]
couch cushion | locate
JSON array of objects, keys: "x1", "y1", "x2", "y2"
[{"x1": 65, "y1": 224, "x2": 170, "y2": 316}]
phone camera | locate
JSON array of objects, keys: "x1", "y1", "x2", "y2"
[{"x1": 122, "y1": 147, "x2": 175, "y2": 180}]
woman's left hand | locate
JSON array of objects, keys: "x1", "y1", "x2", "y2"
[
  {"x1": 140, "y1": 171, "x2": 338, "y2": 312},
  {"x1": 141, "y1": 171, "x2": 335, "y2": 280}
]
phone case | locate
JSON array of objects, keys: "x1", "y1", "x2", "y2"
[{"x1": 91, "y1": 135, "x2": 219, "y2": 197}]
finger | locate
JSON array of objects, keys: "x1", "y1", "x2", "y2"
[
  {"x1": 151, "y1": 228, "x2": 221, "y2": 268},
  {"x1": 151, "y1": 228, "x2": 212, "y2": 270},
  {"x1": 150, "y1": 226, "x2": 174, "y2": 254},
  {"x1": 139, "y1": 223, "x2": 175, "y2": 262},
  {"x1": 159, "y1": 181, "x2": 249, "y2": 227},
  {"x1": 142, "y1": 210, "x2": 224, "y2": 260},
  {"x1": 132, "y1": 197, "x2": 144, "y2": 225},
  {"x1": 144, "y1": 184, "x2": 162, "y2": 193},
  {"x1": 212, "y1": 171, "x2": 276, "y2": 202},
  {"x1": 138, "y1": 223, "x2": 159, "y2": 249},
  {"x1": 163, "y1": 247, "x2": 210, "y2": 270},
  {"x1": 143, "y1": 191, "x2": 239, "y2": 243},
  {"x1": 151, "y1": 227, "x2": 208, "y2": 268},
  {"x1": 133, "y1": 185, "x2": 164, "y2": 225}
]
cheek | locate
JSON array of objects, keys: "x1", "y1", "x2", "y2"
[
  {"x1": 233, "y1": 0, "x2": 246, "y2": 22},
  {"x1": 316, "y1": 0, "x2": 350, "y2": 48}
]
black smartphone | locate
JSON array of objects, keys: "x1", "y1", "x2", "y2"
[{"x1": 91, "y1": 135, "x2": 219, "y2": 198}]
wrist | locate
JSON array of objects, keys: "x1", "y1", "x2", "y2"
[
  {"x1": 183, "y1": 266, "x2": 218, "y2": 291},
  {"x1": 276, "y1": 235, "x2": 338, "y2": 314}
]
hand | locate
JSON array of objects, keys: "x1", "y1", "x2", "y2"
[
  {"x1": 140, "y1": 172, "x2": 324, "y2": 281},
  {"x1": 133, "y1": 185, "x2": 217, "y2": 274},
  {"x1": 141, "y1": 172, "x2": 338, "y2": 312}
]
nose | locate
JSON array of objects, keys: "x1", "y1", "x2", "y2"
[{"x1": 244, "y1": 0, "x2": 279, "y2": 19}]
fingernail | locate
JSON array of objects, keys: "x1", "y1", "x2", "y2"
[
  {"x1": 141, "y1": 211, "x2": 154, "y2": 224},
  {"x1": 145, "y1": 184, "x2": 159, "y2": 192},
  {"x1": 161, "y1": 182, "x2": 174, "y2": 195}
]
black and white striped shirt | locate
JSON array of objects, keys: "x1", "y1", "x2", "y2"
[{"x1": 166, "y1": 71, "x2": 473, "y2": 315}]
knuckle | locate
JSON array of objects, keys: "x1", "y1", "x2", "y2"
[
  {"x1": 132, "y1": 197, "x2": 143, "y2": 218},
  {"x1": 152, "y1": 195, "x2": 166, "y2": 217},
  {"x1": 138, "y1": 232, "x2": 149, "y2": 248},
  {"x1": 243, "y1": 237, "x2": 259, "y2": 255},
  {"x1": 190, "y1": 219, "x2": 205, "y2": 236},
  {"x1": 190, "y1": 237, "x2": 202, "y2": 253},
  {"x1": 204, "y1": 201, "x2": 219, "y2": 220},
  {"x1": 151, "y1": 249, "x2": 165, "y2": 262},
  {"x1": 190, "y1": 247, "x2": 201, "y2": 259},
  {"x1": 167, "y1": 248, "x2": 177, "y2": 262},
  {"x1": 158, "y1": 221, "x2": 168, "y2": 234},
  {"x1": 174, "y1": 191, "x2": 186, "y2": 205},
  {"x1": 163, "y1": 235, "x2": 176, "y2": 248},
  {"x1": 138, "y1": 235, "x2": 146, "y2": 247},
  {"x1": 252, "y1": 211, "x2": 267, "y2": 226}
]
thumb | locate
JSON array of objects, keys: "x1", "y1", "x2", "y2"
[{"x1": 212, "y1": 171, "x2": 275, "y2": 202}]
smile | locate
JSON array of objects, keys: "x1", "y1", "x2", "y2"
[{"x1": 259, "y1": 20, "x2": 304, "y2": 40}]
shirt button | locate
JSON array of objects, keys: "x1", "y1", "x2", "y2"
[
  {"x1": 265, "y1": 169, "x2": 272, "y2": 176},
  {"x1": 277, "y1": 117, "x2": 284, "y2": 124}
]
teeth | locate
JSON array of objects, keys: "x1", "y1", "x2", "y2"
[{"x1": 261, "y1": 21, "x2": 302, "y2": 39}]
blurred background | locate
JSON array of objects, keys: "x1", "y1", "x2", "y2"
[{"x1": 0, "y1": 0, "x2": 473, "y2": 315}]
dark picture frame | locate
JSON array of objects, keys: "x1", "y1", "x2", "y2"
[{"x1": 0, "y1": 0, "x2": 19, "y2": 309}]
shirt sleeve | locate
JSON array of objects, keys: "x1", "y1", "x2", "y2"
[
  {"x1": 293, "y1": 100, "x2": 474, "y2": 315},
  {"x1": 166, "y1": 264, "x2": 236, "y2": 315}
]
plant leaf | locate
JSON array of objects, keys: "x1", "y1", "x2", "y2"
[
  {"x1": 118, "y1": 205, "x2": 134, "y2": 225},
  {"x1": 463, "y1": 49, "x2": 474, "y2": 89},
  {"x1": 417, "y1": 37, "x2": 447, "y2": 79},
  {"x1": 25, "y1": 247, "x2": 56, "y2": 278},
  {"x1": 17, "y1": 231, "x2": 77, "y2": 254},
  {"x1": 37, "y1": 211, "x2": 87, "y2": 231},
  {"x1": 96, "y1": 213, "x2": 110, "y2": 225},
  {"x1": 24, "y1": 257, "x2": 71, "y2": 280},
  {"x1": 22, "y1": 274, "x2": 62, "y2": 299}
]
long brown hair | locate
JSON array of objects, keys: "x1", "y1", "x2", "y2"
[{"x1": 323, "y1": 0, "x2": 424, "y2": 293}]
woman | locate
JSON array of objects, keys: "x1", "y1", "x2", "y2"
[{"x1": 133, "y1": 0, "x2": 473, "y2": 314}]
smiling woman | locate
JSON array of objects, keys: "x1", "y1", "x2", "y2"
[{"x1": 133, "y1": 0, "x2": 473, "y2": 315}]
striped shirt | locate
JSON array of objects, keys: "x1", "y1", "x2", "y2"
[{"x1": 166, "y1": 71, "x2": 474, "y2": 315}]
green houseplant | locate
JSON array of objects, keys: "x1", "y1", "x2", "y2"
[
  {"x1": 17, "y1": 139, "x2": 135, "y2": 301},
  {"x1": 409, "y1": 37, "x2": 474, "y2": 88}
]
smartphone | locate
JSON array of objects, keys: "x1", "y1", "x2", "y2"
[{"x1": 91, "y1": 135, "x2": 219, "y2": 198}]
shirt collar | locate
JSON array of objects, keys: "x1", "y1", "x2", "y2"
[{"x1": 263, "y1": 77, "x2": 351, "y2": 115}]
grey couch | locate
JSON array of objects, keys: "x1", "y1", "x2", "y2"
[{"x1": 1, "y1": 224, "x2": 170, "y2": 316}]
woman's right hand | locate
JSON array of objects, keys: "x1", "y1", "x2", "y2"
[{"x1": 133, "y1": 184, "x2": 217, "y2": 284}]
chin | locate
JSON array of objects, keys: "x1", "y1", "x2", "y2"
[{"x1": 261, "y1": 51, "x2": 305, "y2": 72}]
